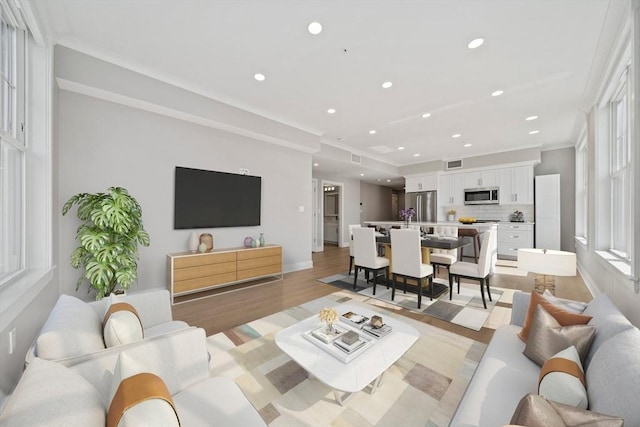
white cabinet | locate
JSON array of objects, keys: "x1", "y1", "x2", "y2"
[
  {"x1": 498, "y1": 223, "x2": 533, "y2": 259},
  {"x1": 463, "y1": 170, "x2": 498, "y2": 188},
  {"x1": 498, "y1": 166, "x2": 533, "y2": 205},
  {"x1": 439, "y1": 173, "x2": 464, "y2": 205},
  {"x1": 405, "y1": 174, "x2": 437, "y2": 193},
  {"x1": 535, "y1": 174, "x2": 561, "y2": 250}
]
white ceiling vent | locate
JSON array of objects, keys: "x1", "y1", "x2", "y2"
[
  {"x1": 446, "y1": 159, "x2": 463, "y2": 170},
  {"x1": 351, "y1": 153, "x2": 362, "y2": 164}
]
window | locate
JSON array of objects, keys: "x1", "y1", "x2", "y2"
[
  {"x1": 575, "y1": 133, "x2": 587, "y2": 240},
  {"x1": 609, "y1": 75, "x2": 631, "y2": 261},
  {"x1": 0, "y1": 6, "x2": 25, "y2": 285}
]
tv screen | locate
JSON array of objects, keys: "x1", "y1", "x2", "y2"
[{"x1": 174, "y1": 167, "x2": 261, "y2": 229}]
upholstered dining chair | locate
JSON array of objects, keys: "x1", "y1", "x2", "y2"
[
  {"x1": 448, "y1": 229, "x2": 496, "y2": 309},
  {"x1": 352, "y1": 227, "x2": 389, "y2": 294},
  {"x1": 430, "y1": 226, "x2": 459, "y2": 278},
  {"x1": 389, "y1": 228, "x2": 434, "y2": 309},
  {"x1": 348, "y1": 224, "x2": 362, "y2": 275}
]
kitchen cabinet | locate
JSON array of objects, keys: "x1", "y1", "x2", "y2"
[
  {"x1": 439, "y1": 173, "x2": 464, "y2": 206},
  {"x1": 498, "y1": 223, "x2": 533, "y2": 259},
  {"x1": 405, "y1": 174, "x2": 438, "y2": 193},
  {"x1": 498, "y1": 166, "x2": 533, "y2": 205},
  {"x1": 463, "y1": 170, "x2": 498, "y2": 188}
]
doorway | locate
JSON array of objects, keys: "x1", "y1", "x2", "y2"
[{"x1": 319, "y1": 180, "x2": 344, "y2": 250}]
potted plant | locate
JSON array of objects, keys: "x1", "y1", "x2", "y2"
[
  {"x1": 447, "y1": 210, "x2": 456, "y2": 221},
  {"x1": 62, "y1": 187, "x2": 150, "y2": 300}
]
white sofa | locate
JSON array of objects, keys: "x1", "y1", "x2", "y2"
[
  {"x1": 0, "y1": 327, "x2": 267, "y2": 426},
  {"x1": 449, "y1": 291, "x2": 640, "y2": 426},
  {"x1": 26, "y1": 289, "x2": 189, "y2": 366}
]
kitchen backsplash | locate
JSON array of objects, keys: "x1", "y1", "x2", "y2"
[{"x1": 442, "y1": 204, "x2": 534, "y2": 222}]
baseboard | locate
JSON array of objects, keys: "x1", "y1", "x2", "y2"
[
  {"x1": 283, "y1": 261, "x2": 313, "y2": 274},
  {"x1": 576, "y1": 262, "x2": 598, "y2": 297}
]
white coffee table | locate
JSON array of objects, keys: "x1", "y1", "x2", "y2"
[{"x1": 275, "y1": 303, "x2": 419, "y2": 405}]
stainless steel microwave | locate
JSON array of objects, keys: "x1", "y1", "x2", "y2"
[{"x1": 464, "y1": 187, "x2": 499, "y2": 205}]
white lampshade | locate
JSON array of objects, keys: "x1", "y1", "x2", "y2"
[{"x1": 517, "y1": 248, "x2": 576, "y2": 276}]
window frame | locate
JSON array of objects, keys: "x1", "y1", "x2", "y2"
[
  {"x1": 0, "y1": 7, "x2": 26, "y2": 287},
  {"x1": 608, "y1": 73, "x2": 632, "y2": 262}
]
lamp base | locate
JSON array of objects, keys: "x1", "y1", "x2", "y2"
[{"x1": 534, "y1": 274, "x2": 555, "y2": 295}]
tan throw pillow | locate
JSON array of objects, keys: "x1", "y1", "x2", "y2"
[
  {"x1": 539, "y1": 346, "x2": 587, "y2": 408},
  {"x1": 103, "y1": 302, "x2": 144, "y2": 348},
  {"x1": 519, "y1": 291, "x2": 592, "y2": 342},
  {"x1": 510, "y1": 393, "x2": 623, "y2": 427},
  {"x1": 108, "y1": 353, "x2": 180, "y2": 427},
  {"x1": 523, "y1": 305, "x2": 596, "y2": 366}
]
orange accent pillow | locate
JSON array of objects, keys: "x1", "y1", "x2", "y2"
[{"x1": 518, "y1": 291, "x2": 592, "y2": 342}]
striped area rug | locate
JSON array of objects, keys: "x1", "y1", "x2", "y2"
[{"x1": 207, "y1": 290, "x2": 487, "y2": 426}]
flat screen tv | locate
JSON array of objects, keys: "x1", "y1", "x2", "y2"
[{"x1": 174, "y1": 166, "x2": 261, "y2": 229}]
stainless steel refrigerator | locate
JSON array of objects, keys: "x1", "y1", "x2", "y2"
[{"x1": 405, "y1": 191, "x2": 437, "y2": 222}]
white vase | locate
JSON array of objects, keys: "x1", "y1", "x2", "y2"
[{"x1": 188, "y1": 232, "x2": 199, "y2": 252}]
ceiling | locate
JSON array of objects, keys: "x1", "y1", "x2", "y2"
[{"x1": 33, "y1": 0, "x2": 627, "y2": 187}]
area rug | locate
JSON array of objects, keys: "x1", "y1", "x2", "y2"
[
  {"x1": 207, "y1": 290, "x2": 486, "y2": 427},
  {"x1": 320, "y1": 274, "x2": 512, "y2": 331}
]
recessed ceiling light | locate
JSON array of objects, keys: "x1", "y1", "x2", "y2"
[
  {"x1": 327, "y1": 108, "x2": 336, "y2": 114},
  {"x1": 360, "y1": 173, "x2": 365, "y2": 176},
  {"x1": 464, "y1": 143, "x2": 472, "y2": 147},
  {"x1": 452, "y1": 134, "x2": 461, "y2": 138},
  {"x1": 525, "y1": 115, "x2": 538, "y2": 121},
  {"x1": 313, "y1": 163, "x2": 319, "y2": 166},
  {"x1": 421, "y1": 113, "x2": 431, "y2": 118},
  {"x1": 413, "y1": 153, "x2": 420, "y2": 157},
  {"x1": 467, "y1": 38, "x2": 485, "y2": 49},
  {"x1": 308, "y1": 22, "x2": 323, "y2": 35},
  {"x1": 254, "y1": 73, "x2": 266, "y2": 81},
  {"x1": 377, "y1": 179, "x2": 381, "y2": 182},
  {"x1": 529, "y1": 130, "x2": 540, "y2": 135},
  {"x1": 491, "y1": 90, "x2": 504, "y2": 97},
  {"x1": 381, "y1": 81, "x2": 393, "y2": 89},
  {"x1": 398, "y1": 146, "x2": 405, "y2": 150},
  {"x1": 369, "y1": 130, "x2": 377, "y2": 135},
  {"x1": 386, "y1": 179, "x2": 391, "y2": 183}
]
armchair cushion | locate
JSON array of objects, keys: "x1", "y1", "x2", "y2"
[
  {"x1": 36, "y1": 295, "x2": 105, "y2": 360},
  {"x1": 0, "y1": 358, "x2": 105, "y2": 427},
  {"x1": 108, "y1": 353, "x2": 180, "y2": 427},
  {"x1": 103, "y1": 302, "x2": 144, "y2": 348}
]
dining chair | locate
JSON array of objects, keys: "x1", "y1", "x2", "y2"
[
  {"x1": 389, "y1": 228, "x2": 434, "y2": 309},
  {"x1": 353, "y1": 227, "x2": 389, "y2": 294},
  {"x1": 348, "y1": 224, "x2": 362, "y2": 275},
  {"x1": 448, "y1": 229, "x2": 496, "y2": 309},
  {"x1": 430, "y1": 226, "x2": 459, "y2": 278}
]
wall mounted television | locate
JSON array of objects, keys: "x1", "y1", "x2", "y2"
[{"x1": 174, "y1": 166, "x2": 261, "y2": 229}]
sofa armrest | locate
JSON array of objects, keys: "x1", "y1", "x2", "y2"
[
  {"x1": 89, "y1": 289, "x2": 174, "y2": 328},
  {"x1": 510, "y1": 291, "x2": 531, "y2": 327},
  {"x1": 68, "y1": 327, "x2": 210, "y2": 402}
]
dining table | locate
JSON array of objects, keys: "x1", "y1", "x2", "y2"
[{"x1": 375, "y1": 234, "x2": 469, "y2": 298}]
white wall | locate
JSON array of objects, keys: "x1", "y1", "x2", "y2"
[
  {"x1": 360, "y1": 182, "x2": 393, "y2": 221},
  {"x1": 57, "y1": 90, "x2": 313, "y2": 298}
]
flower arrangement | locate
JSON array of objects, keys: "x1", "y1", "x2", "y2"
[
  {"x1": 318, "y1": 307, "x2": 338, "y2": 333},
  {"x1": 399, "y1": 207, "x2": 416, "y2": 227}
]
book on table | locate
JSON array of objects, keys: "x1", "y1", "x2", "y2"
[
  {"x1": 339, "y1": 311, "x2": 370, "y2": 329},
  {"x1": 362, "y1": 323, "x2": 392, "y2": 338},
  {"x1": 310, "y1": 324, "x2": 347, "y2": 344}
]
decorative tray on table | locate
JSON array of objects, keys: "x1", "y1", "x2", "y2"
[{"x1": 303, "y1": 325, "x2": 374, "y2": 364}]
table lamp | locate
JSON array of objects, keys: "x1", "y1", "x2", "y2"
[{"x1": 517, "y1": 248, "x2": 576, "y2": 295}]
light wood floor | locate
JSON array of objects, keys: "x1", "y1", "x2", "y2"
[{"x1": 172, "y1": 245, "x2": 592, "y2": 345}]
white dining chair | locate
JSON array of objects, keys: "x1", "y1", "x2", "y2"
[
  {"x1": 352, "y1": 227, "x2": 389, "y2": 294},
  {"x1": 448, "y1": 229, "x2": 496, "y2": 309},
  {"x1": 430, "y1": 226, "x2": 459, "y2": 278},
  {"x1": 348, "y1": 224, "x2": 362, "y2": 275},
  {"x1": 390, "y1": 228, "x2": 434, "y2": 309}
]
